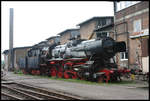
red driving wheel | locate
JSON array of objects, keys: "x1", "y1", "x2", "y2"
[
  {"x1": 36, "y1": 70, "x2": 40, "y2": 75},
  {"x1": 71, "y1": 72, "x2": 77, "y2": 79},
  {"x1": 31, "y1": 70, "x2": 34, "y2": 75},
  {"x1": 64, "y1": 71, "x2": 70, "y2": 79},
  {"x1": 50, "y1": 67, "x2": 57, "y2": 77},
  {"x1": 57, "y1": 67, "x2": 63, "y2": 78}
]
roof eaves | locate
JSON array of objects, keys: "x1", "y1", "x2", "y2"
[
  {"x1": 38, "y1": 40, "x2": 47, "y2": 44},
  {"x1": 46, "y1": 35, "x2": 60, "y2": 40},
  {"x1": 57, "y1": 28, "x2": 80, "y2": 36},
  {"x1": 94, "y1": 23, "x2": 114, "y2": 31},
  {"x1": 3, "y1": 46, "x2": 32, "y2": 54},
  {"x1": 77, "y1": 16, "x2": 114, "y2": 26},
  {"x1": 13, "y1": 46, "x2": 32, "y2": 50}
]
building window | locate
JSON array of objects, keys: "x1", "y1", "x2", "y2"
[
  {"x1": 96, "y1": 32, "x2": 109, "y2": 38},
  {"x1": 133, "y1": 19, "x2": 141, "y2": 32},
  {"x1": 106, "y1": 19, "x2": 112, "y2": 25},
  {"x1": 55, "y1": 37, "x2": 60, "y2": 44},
  {"x1": 116, "y1": 1, "x2": 141, "y2": 11},
  {"x1": 97, "y1": 19, "x2": 106, "y2": 28},
  {"x1": 71, "y1": 31, "x2": 80, "y2": 39},
  {"x1": 120, "y1": 51, "x2": 128, "y2": 61}
]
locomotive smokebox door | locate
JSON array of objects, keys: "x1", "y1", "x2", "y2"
[{"x1": 114, "y1": 42, "x2": 126, "y2": 52}]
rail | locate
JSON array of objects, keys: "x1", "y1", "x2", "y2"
[
  {"x1": 2, "y1": 85, "x2": 43, "y2": 100},
  {"x1": 2, "y1": 80, "x2": 83, "y2": 100},
  {"x1": 1, "y1": 92, "x2": 23, "y2": 100}
]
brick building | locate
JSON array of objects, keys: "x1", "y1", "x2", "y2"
[
  {"x1": 114, "y1": 1, "x2": 149, "y2": 72},
  {"x1": 38, "y1": 41, "x2": 48, "y2": 46},
  {"x1": 57, "y1": 28, "x2": 80, "y2": 45},
  {"x1": 3, "y1": 46, "x2": 32, "y2": 71},
  {"x1": 46, "y1": 36, "x2": 60, "y2": 45},
  {"x1": 94, "y1": 21, "x2": 114, "y2": 39},
  {"x1": 77, "y1": 16, "x2": 114, "y2": 40}
]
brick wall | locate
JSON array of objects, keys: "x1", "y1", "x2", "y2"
[
  {"x1": 79, "y1": 20, "x2": 96, "y2": 40},
  {"x1": 60, "y1": 32, "x2": 71, "y2": 45},
  {"x1": 48, "y1": 39, "x2": 54, "y2": 45},
  {"x1": 116, "y1": 1, "x2": 149, "y2": 19},
  {"x1": 115, "y1": 1, "x2": 149, "y2": 69}
]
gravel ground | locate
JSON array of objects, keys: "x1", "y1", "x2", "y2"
[{"x1": 2, "y1": 72, "x2": 149, "y2": 100}]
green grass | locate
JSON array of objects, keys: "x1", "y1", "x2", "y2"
[
  {"x1": 15, "y1": 72, "x2": 136, "y2": 86},
  {"x1": 14, "y1": 69, "x2": 23, "y2": 74},
  {"x1": 106, "y1": 80, "x2": 136, "y2": 85},
  {"x1": 49, "y1": 77, "x2": 101, "y2": 85}
]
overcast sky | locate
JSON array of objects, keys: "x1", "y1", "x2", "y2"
[{"x1": 1, "y1": 1, "x2": 114, "y2": 60}]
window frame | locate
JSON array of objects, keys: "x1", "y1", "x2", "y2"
[
  {"x1": 116, "y1": 1, "x2": 141, "y2": 12},
  {"x1": 120, "y1": 51, "x2": 128, "y2": 61},
  {"x1": 133, "y1": 19, "x2": 142, "y2": 32},
  {"x1": 96, "y1": 31, "x2": 109, "y2": 38}
]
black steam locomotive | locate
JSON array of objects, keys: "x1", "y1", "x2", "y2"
[{"x1": 19, "y1": 34, "x2": 126, "y2": 83}]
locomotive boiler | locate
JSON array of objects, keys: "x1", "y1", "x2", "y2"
[{"x1": 52, "y1": 37, "x2": 126, "y2": 60}]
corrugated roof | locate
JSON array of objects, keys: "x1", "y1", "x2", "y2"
[
  {"x1": 77, "y1": 16, "x2": 113, "y2": 26},
  {"x1": 57, "y1": 28, "x2": 79, "y2": 36},
  {"x1": 94, "y1": 23, "x2": 114, "y2": 32},
  {"x1": 3, "y1": 46, "x2": 32, "y2": 54},
  {"x1": 38, "y1": 40, "x2": 47, "y2": 44},
  {"x1": 46, "y1": 35, "x2": 60, "y2": 40}
]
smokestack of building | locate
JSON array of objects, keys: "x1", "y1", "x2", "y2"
[{"x1": 9, "y1": 8, "x2": 14, "y2": 71}]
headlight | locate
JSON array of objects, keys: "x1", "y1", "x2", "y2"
[{"x1": 74, "y1": 68, "x2": 79, "y2": 71}]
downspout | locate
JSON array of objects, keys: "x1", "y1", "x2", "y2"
[
  {"x1": 113, "y1": 1, "x2": 117, "y2": 63},
  {"x1": 113, "y1": 1, "x2": 117, "y2": 41},
  {"x1": 126, "y1": 22, "x2": 130, "y2": 69}
]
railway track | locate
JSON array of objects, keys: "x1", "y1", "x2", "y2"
[
  {"x1": 1, "y1": 79, "x2": 83, "y2": 100},
  {"x1": 1, "y1": 92, "x2": 23, "y2": 100}
]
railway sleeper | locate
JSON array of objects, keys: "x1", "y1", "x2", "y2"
[
  {"x1": 13, "y1": 87, "x2": 66, "y2": 100},
  {"x1": 15, "y1": 82, "x2": 83, "y2": 100},
  {"x1": 2, "y1": 85, "x2": 43, "y2": 100},
  {"x1": 1, "y1": 91, "x2": 23, "y2": 100}
]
